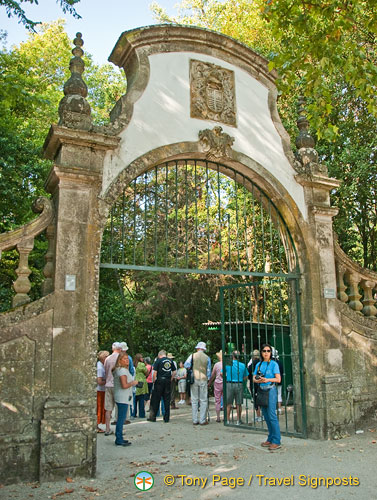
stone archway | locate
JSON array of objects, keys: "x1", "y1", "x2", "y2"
[
  {"x1": 2, "y1": 25, "x2": 374, "y2": 485},
  {"x1": 99, "y1": 152, "x2": 307, "y2": 436}
]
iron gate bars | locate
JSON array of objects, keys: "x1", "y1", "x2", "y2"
[
  {"x1": 220, "y1": 279, "x2": 306, "y2": 438},
  {"x1": 101, "y1": 160, "x2": 299, "y2": 278}
]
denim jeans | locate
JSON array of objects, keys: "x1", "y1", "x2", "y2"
[
  {"x1": 132, "y1": 394, "x2": 146, "y2": 418},
  {"x1": 261, "y1": 386, "x2": 281, "y2": 445},
  {"x1": 115, "y1": 402, "x2": 128, "y2": 444}
]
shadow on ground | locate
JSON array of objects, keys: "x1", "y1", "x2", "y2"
[{"x1": 1, "y1": 401, "x2": 376, "y2": 499}]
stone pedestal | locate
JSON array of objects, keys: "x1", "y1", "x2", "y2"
[
  {"x1": 321, "y1": 375, "x2": 353, "y2": 439},
  {"x1": 40, "y1": 398, "x2": 96, "y2": 481}
]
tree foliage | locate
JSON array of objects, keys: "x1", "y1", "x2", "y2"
[
  {"x1": 151, "y1": 0, "x2": 377, "y2": 270},
  {"x1": 317, "y1": 86, "x2": 377, "y2": 268},
  {"x1": 0, "y1": 0, "x2": 81, "y2": 30},
  {"x1": 0, "y1": 20, "x2": 126, "y2": 309},
  {"x1": 263, "y1": 0, "x2": 377, "y2": 140}
]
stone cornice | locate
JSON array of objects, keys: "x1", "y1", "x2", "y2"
[
  {"x1": 295, "y1": 173, "x2": 341, "y2": 191},
  {"x1": 109, "y1": 24, "x2": 277, "y2": 87},
  {"x1": 45, "y1": 165, "x2": 102, "y2": 194},
  {"x1": 310, "y1": 206, "x2": 339, "y2": 218},
  {"x1": 43, "y1": 124, "x2": 120, "y2": 160}
]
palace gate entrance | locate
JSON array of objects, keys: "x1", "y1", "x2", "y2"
[
  {"x1": 99, "y1": 159, "x2": 306, "y2": 436},
  {"x1": 2, "y1": 25, "x2": 375, "y2": 484}
]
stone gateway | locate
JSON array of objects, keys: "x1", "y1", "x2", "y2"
[{"x1": 0, "y1": 25, "x2": 376, "y2": 484}]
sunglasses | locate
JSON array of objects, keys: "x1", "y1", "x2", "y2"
[{"x1": 262, "y1": 349, "x2": 271, "y2": 352}]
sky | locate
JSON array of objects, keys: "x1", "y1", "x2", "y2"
[{"x1": 0, "y1": 0, "x2": 181, "y2": 64}]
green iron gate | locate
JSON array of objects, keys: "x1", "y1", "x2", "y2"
[
  {"x1": 100, "y1": 159, "x2": 306, "y2": 435},
  {"x1": 220, "y1": 279, "x2": 306, "y2": 438}
]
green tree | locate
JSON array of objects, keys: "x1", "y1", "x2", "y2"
[
  {"x1": 317, "y1": 85, "x2": 377, "y2": 269},
  {"x1": 151, "y1": 0, "x2": 377, "y2": 269},
  {"x1": 0, "y1": 20, "x2": 126, "y2": 309},
  {"x1": 262, "y1": 0, "x2": 377, "y2": 140},
  {"x1": 1, "y1": 0, "x2": 81, "y2": 29},
  {"x1": 0, "y1": 19, "x2": 126, "y2": 229}
]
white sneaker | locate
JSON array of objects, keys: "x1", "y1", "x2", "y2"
[{"x1": 255, "y1": 416, "x2": 262, "y2": 422}]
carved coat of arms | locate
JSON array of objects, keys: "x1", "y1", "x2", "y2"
[
  {"x1": 190, "y1": 59, "x2": 236, "y2": 127},
  {"x1": 199, "y1": 126, "x2": 235, "y2": 160}
]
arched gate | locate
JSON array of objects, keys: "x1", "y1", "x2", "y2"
[{"x1": 100, "y1": 159, "x2": 306, "y2": 437}]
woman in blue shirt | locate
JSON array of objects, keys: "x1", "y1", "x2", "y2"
[{"x1": 253, "y1": 343, "x2": 281, "y2": 450}]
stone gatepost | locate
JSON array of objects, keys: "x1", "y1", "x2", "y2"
[
  {"x1": 295, "y1": 98, "x2": 352, "y2": 439},
  {"x1": 40, "y1": 34, "x2": 119, "y2": 480}
]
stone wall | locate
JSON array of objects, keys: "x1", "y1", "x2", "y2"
[
  {"x1": 0, "y1": 296, "x2": 54, "y2": 484},
  {"x1": 338, "y1": 302, "x2": 377, "y2": 431}
]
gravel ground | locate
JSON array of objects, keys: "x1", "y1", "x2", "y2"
[{"x1": 1, "y1": 403, "x2": 376, "y2": 500}]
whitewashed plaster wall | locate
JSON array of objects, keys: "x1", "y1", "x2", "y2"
[{"x1": 102, "y1": 51, "x2": 307, "y2": 219}]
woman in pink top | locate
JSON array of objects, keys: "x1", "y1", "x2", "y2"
[{"x1": 208, "y1": 350, "x2": 223, "y2": 422}]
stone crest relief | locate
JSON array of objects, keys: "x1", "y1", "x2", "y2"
[
  {"x1": 199, "y1": 127, "x2": 235, "y2": 160},
  {"x1": 190, "y1": 59, "x2": 236, "y2": 127}
]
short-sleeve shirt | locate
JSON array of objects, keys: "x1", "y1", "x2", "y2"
[
  {"x1": 104, "y1": 351, "x2": 119, "y2": 388},
  {"x1": 226, "y1": 360, "x2": 247, "y2": 382},
  {"x1": 212, "y1": 361, "x2": 223, "y2": 383},
  {"x1": 113, "y1": 367, "x2": 134, "y2": 404},
  {"x1": 253, "y1": 360, "x2": 280, "y2": 388},
  {"x1": 177, "y1": 367, "x2": 187, "y2": 379},
  {"x1": 153, "y1": 356, "x2": 174, "y2": 380},
  {"x1": 97, "y1": 361, "x2": 106, "y2": 392}
]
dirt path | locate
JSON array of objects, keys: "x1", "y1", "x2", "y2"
[{"x1": 1, "y1": 404, "x2": 376, "y2": 500}]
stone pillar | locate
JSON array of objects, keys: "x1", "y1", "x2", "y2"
[
  {"x1": 41, "y1": 126, "x2": 119, "y2": 480},
  {"x1": 37, "y1": 31, "x2": 121, "y2": 480},
  {"x1": 293, "y1": 96, "x2": 354, "y2": 438},
  {"x1": 296, "y1": 149, "x2": 353, "y2": 438}
]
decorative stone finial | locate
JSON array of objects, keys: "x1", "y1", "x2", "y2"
[
  {"x1": 58, "y1": 32, "x2": 92, "y2": 131},
  {"x1": 294, "y1": 96, "x2": 322, "y2": 170},
  {"x1": 296, "y1": 96, "x2": 315, "y2": 150}
]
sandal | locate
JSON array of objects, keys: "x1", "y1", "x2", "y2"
[
  {"x1": 97, "y1": 428, "x2": 105, "y2": 433},
  {"x1": 216, "y1": 418, "x2": 221, "y2": 423}
]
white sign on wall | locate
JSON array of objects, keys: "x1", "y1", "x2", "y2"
[{"x1": 65, "y1": 275, "x2": 76, "y2": 291}]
